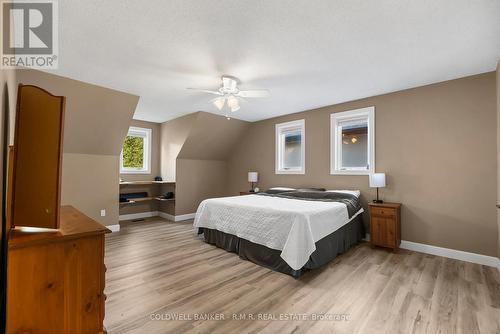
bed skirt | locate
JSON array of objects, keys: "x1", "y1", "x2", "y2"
[{"x1": 198, "y1": 216, "x2": 365, "y2": 278}]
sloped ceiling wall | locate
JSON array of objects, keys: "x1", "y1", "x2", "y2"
[
  {"x1": 161, "y1": 111, "x2": 250, "y2": 180},
  {"x1": 160, "y1": 112, "x2": 197, "y2": 182},
  {"x1": 178, "y1": 112, "x2": 250, "y2": 160},
  {"x1": 17, "y1": 70, "x2": 138, "y2": 156},
  {"x1": 16, "y1": 69, "x2": 139, "y2": 226},
  {"x1": 161, "y1": 111, "x2": 249, "y2": 214}
]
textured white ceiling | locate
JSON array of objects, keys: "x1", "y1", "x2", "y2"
[{"x1": 50, "y1": 0, "x2": 500, "y2": 122}]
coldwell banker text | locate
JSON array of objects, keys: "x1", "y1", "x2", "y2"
[{"x1": 1, "y1": 0, "x2": 58, "y2": 69}]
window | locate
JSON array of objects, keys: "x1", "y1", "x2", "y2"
[
  {"x1": 120, "y1": 126, "x2": 152, "y2": 174},
  {"x1": 275, "y1": 119, "x2": 305, "y2": 174},
  {"x1": 331, "y1": 107, "x2": 375, "y2": 175}
]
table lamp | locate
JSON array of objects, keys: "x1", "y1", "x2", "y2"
[
  {"x1": 248, "y1": 172, "x2": 258, "y2": 192},
  {"x1": 369, "y1": 173, "x2": 386, "y2": 203}
]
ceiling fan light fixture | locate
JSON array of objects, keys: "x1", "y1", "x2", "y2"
[
  {"x1": 213, "y1": 97, "x2": 225, "y2": 110},
  {"x1": 189, "y1": 75, "x2": 269, "y2": 116},
  {"x1": 227, "y1": 96, "x2": 240, "y2": 112}
]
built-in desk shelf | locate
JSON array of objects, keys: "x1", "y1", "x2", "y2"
[
  {"x1": 119, "y1": 197, "x2": 153, "y2": 205},
  {"x1": 154, "y1": 197, "x2": 175, "y2": 202},
  {"x1": 119, "y1": 180, "x2": 175, "y2": 185},
  {"x1": 120, "y1": 196, "x2": 175, "y2": 205},
  {"x1": 119, "y1": 180, "x2": 176, "y2": 218}
]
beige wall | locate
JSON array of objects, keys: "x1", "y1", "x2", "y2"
[
  {"x1": 160, "y1": 113, "x2": 196, "y2": 181},
  {"x1": 171, "y1": 112, "x2": 249, "y2": 215},
  {"x1": 175, "y1": 159, "x2": 228, "y2": 215},
  {"x1": 120, "y1": 119, "x2": 161, "y2": 182},
  {"x1": 497, "y1": 60, "x2": 500, "y2": 259},
  {"x1": 228, "y1": 72, "x2": 497, "y2": 256},
  {"x1": 61, "y1": 153, "x2": 119, "y2": 226},
  {"x1": 16, "y1": 70, "x2": 138, "y2": 226}
]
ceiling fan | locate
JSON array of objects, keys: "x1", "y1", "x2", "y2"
[{"x1": 187, "y1": 75, "x2": 270, "y2": 117}]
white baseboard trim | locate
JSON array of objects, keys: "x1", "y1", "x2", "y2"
[
  {"x1": 174, "y1": 213, "x2": 196, "y2": 221},
  {"x1": 120, "y1": 211, "x2": 195, "y2": 222},
  {"x1": 158, "y1": 212, "x2": 195, "y2": 221},
  {"x1": 158, "y1": 211, "x2": 175, "y2": 221},
  {"x1": 365, "y1": 233, "x2": 500, "y2": 270},
  {"x1": 400, "y1": 240, "x2": 500, "y2": 270},
  {"x1": 119, "y1": 211, "x2": 158, "y2": 221},
  {"x1": 107, "y1": 224, "x2": 120, "y2": 232}
]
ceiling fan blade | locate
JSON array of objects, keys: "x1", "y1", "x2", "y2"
[
  {"x1": 186, "y1": 88, "x2": 222, "y2": 95},
  {"x1": 236, "y1": 89, "x2": 270, "y2": 98},
  {"x1": 236, "y1": 96, "x2": 249, "y2": 103}
]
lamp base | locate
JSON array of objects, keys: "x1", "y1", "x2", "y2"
[{"x1": 373, "y1": 187, "x2": 383, "y2": 203}]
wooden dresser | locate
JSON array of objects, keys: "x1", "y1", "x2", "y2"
[
  {"x1": 6, "y1": 206, "x2": 110, "y2": 334},
  {"x1": 368, "y1": 202, "x2": 401, "y2": 251},
  {"x1": 4, "y1": 84, "x2": 111, "y2": 333}
]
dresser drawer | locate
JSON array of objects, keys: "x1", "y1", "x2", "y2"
[{"x1": 370, "y1": 206, "x2": 396, "y2": 217}]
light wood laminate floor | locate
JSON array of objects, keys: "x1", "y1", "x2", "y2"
[{"x1": 104, "y1": 218, "x2": 500, "y2": 334}]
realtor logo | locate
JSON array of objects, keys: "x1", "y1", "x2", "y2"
[{"x1": 1, "y1": 0, "x2": 58, "y2": 68}]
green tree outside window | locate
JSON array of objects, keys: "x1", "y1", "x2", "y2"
[{"x1": 122, "y1": 135, "x2": 144, "y2": 168}]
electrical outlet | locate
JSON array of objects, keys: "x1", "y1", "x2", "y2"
[{"x1": 100, "y1": 209, "x2": 106, "y2": 217}]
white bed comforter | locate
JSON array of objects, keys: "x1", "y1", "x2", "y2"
[{"x1": 193, "y1": 194, "x2": 363, "y2": 270}]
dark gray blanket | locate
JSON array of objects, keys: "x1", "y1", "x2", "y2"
[
  {"x1": 201, "y1": 215, "x2": 365, "y2": 278},
  {"x1": 257, "y1": 190, "x2": 361, "y2": 218}
]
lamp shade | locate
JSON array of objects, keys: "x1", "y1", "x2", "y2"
[
  {"x1": 369, "y1": 173, "x2": 386, "y2": 188},
  {"x1": 248, "y1": 172, "x2": 258, "y2": 182}
]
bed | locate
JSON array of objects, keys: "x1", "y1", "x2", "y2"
[{"x1": 193, "y1": 189, "x2": 365, "y2": 278}]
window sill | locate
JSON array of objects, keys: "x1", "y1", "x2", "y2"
[
  {"x1": 330, "y1": 170, "x2": 371, "y2": 176},
  {"x1": 120, "y1": 170, "x2": 151, "y2": 174},
  {"x1": 275, "y1": 170, "x2": 305, "y2": 175}
]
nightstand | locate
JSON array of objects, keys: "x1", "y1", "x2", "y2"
[
  {"x1": 368, "y1": 202, "x2": 401, "y2": 250},
  {"x1": 239, "y1": 191, "x2": 256, "y2": 195}
]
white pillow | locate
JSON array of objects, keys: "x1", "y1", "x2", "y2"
[
  {"x1": 269, "y1": 187, "x2": 296, "y2": 191},
  {"x1": 326, "y1": 190, "x2": 361, "y2": 197}
]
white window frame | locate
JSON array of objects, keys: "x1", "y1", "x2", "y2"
[
  {"x1": 330, "y1": 106, "x2": 375, "y2": 175},
  {"x1": 120, "y1": 126, "x2": 152, "y2": 174},
  {"x1": 275, "y1": 119, "x2": 305, "y2": 174}
]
